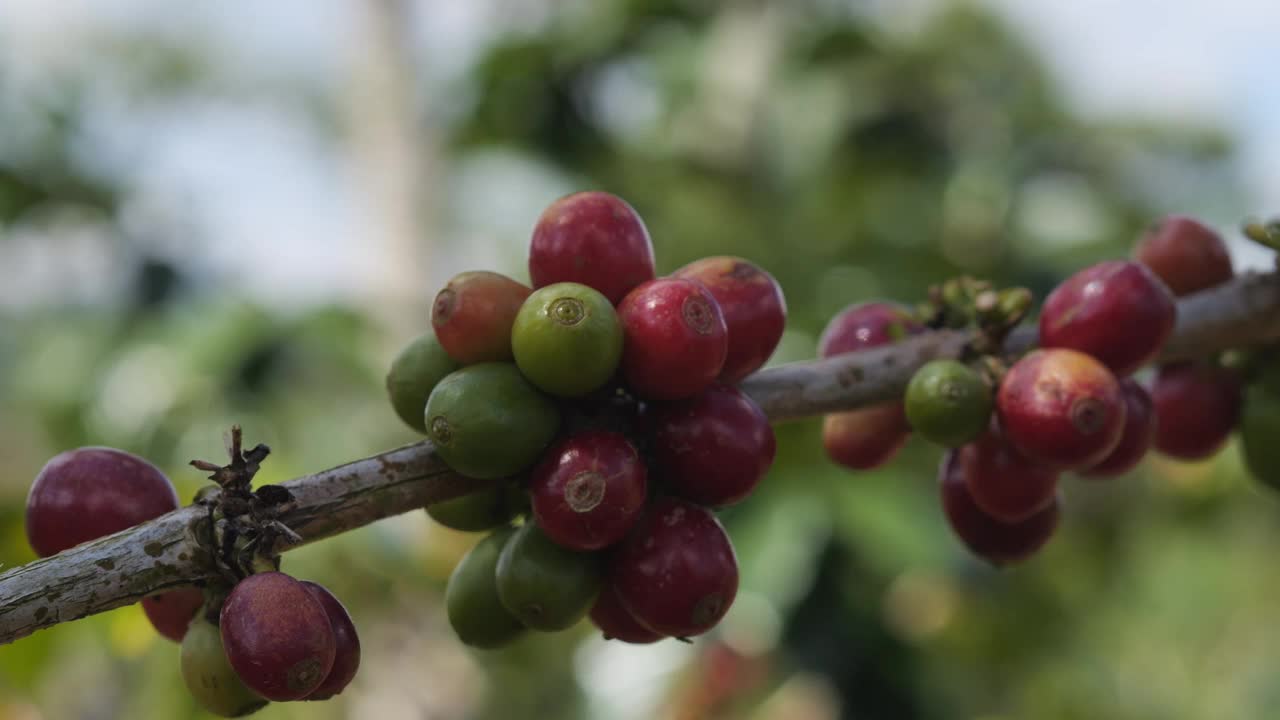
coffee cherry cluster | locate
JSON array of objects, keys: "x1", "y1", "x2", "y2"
[
  {"x1": 818, "y1": 214, "x2": 1268, "y2": 566},
  {"x1": 179, "y1": 571, "x2": 361, "y2": 716},
  {"x1": 23, "y1": 446, "x2": 361, "y2": 716},
  {"x1": 204, "y1": 572, "x2": 360, "y2": 707},
  {"x1": 386, "y1": 191, "x2": 786, "y2": 646}
]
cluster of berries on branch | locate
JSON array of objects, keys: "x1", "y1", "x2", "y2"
[
  {"x1": 23, "y1": 437, "x2": 361, "y2": 717},
  {"x1": 15, "y1": 187, "x2": 1280, "y2": 703},
  {"x1": 386, "y1": 191, "x2": 786, "y2": 647},
  {"x1": 820, "y1": 214, "x2": 1276, "y2": 565}
]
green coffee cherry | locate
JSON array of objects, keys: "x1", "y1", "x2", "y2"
[
  {"x1": 386, "y1": 333, "x2": 459, "y2": 433},
  {"x1": 1255, "y1": 362, "x2": 1280, "y2": 397},
  {"x1": 446, "y1": 527, "x2": 527, "y2": 649},
  {"x1": 512, "y1": 283, "x2": 623, "y2": 397},
  {"x1": 427, "y1": 482, "x2": 528, "y2": 532},
  {"x1": 904, "y1": 359, "x2": 993, "y2": 448},
  {"x1": 425, "y1": 363, "x2": 560, "y2": 479},
  {"x1": 495, "y1": 522, "x2": 601, "y2": 631},
  {"x1": 1242, "y1": 384, "x2": 1280, "y2": 491},
  {"x1": 181, "y1": 613, "x2": 268, "y2": 718}
]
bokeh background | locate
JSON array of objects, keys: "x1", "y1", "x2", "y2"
[{"x1": 1, "y1": 1, "x2": 1278, "y2": 718}]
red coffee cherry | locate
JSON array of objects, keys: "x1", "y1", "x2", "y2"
[
  {"x1": 611, "y1": 498, "x2": 739, "y2": 638},
  {"x1": 431, "y1": 271, "x2": 532, "y2": 365},
  {"x1": 821, "y1": 405, "x2": 911, "y2": 470},
  {"x1": 617, "y1": 278, "x2": 728, "y2": 401},
  {"x1": 1039, "y1": 260, "x2": 1176, "y2": 377},
  {"x1": 530, "y1": 430, "x2": 648, "y2": 551},
  {"x1": 25, "y1": 447, "x2": 179, "y2": 558},
  {"x1": 818, "y1": 301, "x2": 922, "y2": 358},
  {"x1": 1151, "y1": 362, "x2": 1243, "y2": 460},
  {"x1": 590, "y1": 586, "x2": 664, "y2": 644},
  {"x1": 1134, "y1": 215, "x2": 1233, "y2": 296},
  {"x1": 939, "y1": 451, "x2": 1060, "y2": 566},
  {"x1": 142, "y1": 588, "x2": 205, "y2": 643},
  {"x1": 220, "y1": 572, "x2": 336, "y2": 702},
  {"x1": 1079, "y1": 378, "x2": 1157, "y2": 478},
  {"x1": 650, "y1": 385, "x2": 775, "y2": 507},
  {"x1": 529, "y1": 191, "x2": 656, "y2": 305},
  {"x1": 672, "y1": 256, "x2": 787, "y2": 383},
  {"x1": 958, "y1": 427, "x2": 1059, "y2": 523},
  {"x1": 301, "y1": 581, "x2": 361, "y2": 701},
  {"x1": 817, "y1": 302, "x2": 923, "y2": 471},
  {"x1": 997, "y1": 349, "x2": 1126, "y2": 470}
]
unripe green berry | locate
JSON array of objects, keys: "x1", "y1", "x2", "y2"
[
  {"x1": 425, "y1": 363, "x2": 560, "y2": 479},
  {"x1": 905, "y1": 360, "x2": 993, "y2": 448},
  {"x1": 181, "y1": 614, "x2": 268, "y2": 718},
  {"x1": 446, "y1": 527, "x2": 527, "y2": 649},
  {"x1": 512, "y1": 283, "x2": 623, "y2": 397},
  {"x1": 427, "y1": 482, "x2": 528, "y2": 532},
  {"x1": 386, "y1": 333, "x2": 459, "y2": 433}
]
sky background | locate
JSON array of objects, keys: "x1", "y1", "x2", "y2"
[{"x1": 0, "y1": 0, "x2": 1276, "y2": 308}]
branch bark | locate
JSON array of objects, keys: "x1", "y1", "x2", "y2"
[
  {"x1": 1, "y1": 270, "x2": 1278, "y2": 646},
  {"x1": 745, "y1": 271, "x2": 1280, "y2": 420}
]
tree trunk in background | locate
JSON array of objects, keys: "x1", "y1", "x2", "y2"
[{"x1": 348, "y1": 0, "x2": 436, "y2": 341}]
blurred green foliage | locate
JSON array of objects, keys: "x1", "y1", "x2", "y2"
[{"x1": 0, "y1": 2, "x2": 1271, "y2": 720}]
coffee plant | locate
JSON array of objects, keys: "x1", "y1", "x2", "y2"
[{"x1": 4, "y1": 191, "x2": 1280, "y2": 716}]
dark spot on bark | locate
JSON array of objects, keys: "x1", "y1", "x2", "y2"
[
  {"x1": 255, "y1": 485, "x2": 293, "y2": 505},
  {"x1": 190, "y1": 548, "x2": 214, "y2": 570},
  {"x1": 144, "y1": 542, "x2": 165, "y2": 558},
  {"x1": 378, "y1": 456, "x2": 409, "y2": 475},
  {"x1": 34, "y1": 607, "x2": 48, "y2": 621},
  {"x1": 837, "y1": 367, "x2": 865, "y2": 388},
  {"x1": 95, "y1": 558, "x2": 116, "y2": 571}
]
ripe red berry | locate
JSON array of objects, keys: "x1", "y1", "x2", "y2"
[
  {"x1": 617, "y1": 278, "x2": 728, "y2": 400},
  {"x1": 611, "y1": 497, "x2": 738, "y2": 638},
  {"x1": 1151, "y1": 362, "x2": 1243, "y2": 460},
  {"x1": 997, "y1": 349, "x2": 1126, "y2": 470},
  {"x1": 431, "y1": 271, "x2": 532, "y2": 364},
  {"x1": 1080, "y1": 378, "x2": 1156, "y2": 478},
  {"x1": 1134, "y1": 215, "x2": 1233, "y2": 296},
  {"x1": 301, "y1": 581, "x2": 361, "y2": 701},
  {"x1": 25, "y1": 447, "x2": 179, "y2": 558},
  {"x1": 650, "y1": 385, "x2": 775, "y2": 507},
  {"x1": 530, "y1": 430, "x2": 648, "y2": 551},
  {"x1": 529, "y1": 191, "x2": 656, "y2": 305},
  {"x1": 818, "y1": 301, "x2": 922, "y2": 358},
  {"x1": 673, "y1": 257, "x2": 787, "y2": 383},
  {"x1": 821, "y1": 405, "x2": 911, "y2": 470},
  {"x1": 1039, "y1": 260, "x2": 1176, "y2": 377},
  {"x1": 956, "y1": 426, "x2": 1058, "y2": 523},
  {"x1": 142, "y1": 588, "x2": 205, "y2": 643},
  {"x1": 590, "y1": 586, "x2": 664, "y2": 644},
  {"x1": 939, "y1": 451, "x2": 1060, "y2": 566},
  {"x1": 220, "y1": 572, "x2": 336, "y2": 702},
  {"x1": 817, "y1": 302, "x2": 923, "y2": 470}
]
